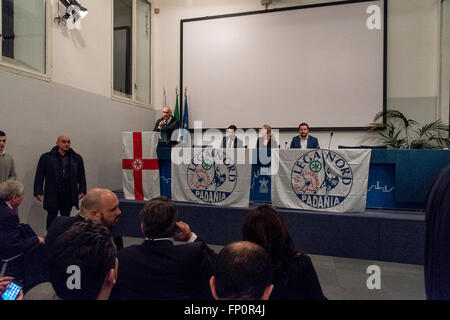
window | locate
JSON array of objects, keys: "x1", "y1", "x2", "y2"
[
  {"x1": 113, "y1": 0, "x2": 151, "y2": 106},
  {"x1": 0, "y1": 0, "x2": 48, "y2": 76}
]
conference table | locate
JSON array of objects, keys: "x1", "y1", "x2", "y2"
[{"x1": 157, "y1": 147, "x2": 450, "y2": 210}]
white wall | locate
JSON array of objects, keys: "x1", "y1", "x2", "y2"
[
  {"x1": 151, "y1": 0, "x2": 445, "y2": 146},
  {"x1": 440, "y1": 0, "x2": 450, "y2": 123},
  {"x1": 0, "y1": 0, "x2": 156, "y2": 236},
  {"x1": 51, "y1": 0, "x2": 114, "y2": 98}
]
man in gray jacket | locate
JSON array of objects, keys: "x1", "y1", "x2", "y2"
[{"x1": 0, "y1": 131, "x2": 17, "y2": 183}]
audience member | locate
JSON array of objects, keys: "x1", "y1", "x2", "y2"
[
  {"x1": 0, "y1": 276, "x2": 23, "y2": 300},
  {"x1": 210, "y1": 241, "x2": 274, "y2": 300},
  {"x1": 0, "y1": 131, "x2": 17, "y2": 183},
  {"x1": 111, "y1": 196, "x2": 216, "y2": 300},
  {"x1": 425, "y1": 165, "x2": 450, "y2": 300},
  {"x1": 34, "y1": 135, "x2": 87, "y2": 230},
  {"x1": 242, "y1": 205, "x2": 326, "y2": 300},
  {"x1": 24, "y1": 221, "x2": 117, "y2": 300},
  {"x1": 0, "y1": 180, "x2": 44, "y2": 281},
  {"x1": 45, "y1": 188, "x2": 122, "y2": 255}
]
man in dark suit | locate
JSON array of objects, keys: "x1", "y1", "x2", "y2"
[
  {"x1": 153, "y1": 107, "x2": 180, "y2": 147},
  {"x1": 290, "y1": 123, "x2": 320, "y2": 149},
  {"x1": 0, "y1": 180, "x2": 44, "y2": 282},
  {"x1": 34, "y1": 135, "x2": 87, "y2": 230},
  {"x1": 111, "y1": 196, "x2": 216, "y2": 300},
  {"x1": 45, "y1": 188, "x2": 122, "y2": 256},
  {"x1": 222, "y1": 125, "x2": 244, "y2": 148},
  {"x1": 25, "y1": 221, "x2": 118, "y2": 300}
]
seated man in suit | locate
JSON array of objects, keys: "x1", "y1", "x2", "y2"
[
  {"x1": 0, "y1": 180, "x2": 45, "y2": 282},
  {"x1": 153, "y1": 107, "x2": 180, "y2": 147},
  {"x1": 111, "y1": 196, "x2": 217, "y2": 300},
  {"x1": 222, "y1": 125, "x2": 244, "y2": 148},
  {"x1": 45, "y1": 188, "x2": 122, "y2": 256},
  {"x1": 209, "y1": 241, "x2": 274, "y2": 300},
  {"x1": 290, "y1": 123, "x2": 319, "y2": 149},
  {"x1": 25, "y1": 221, "x2": 118, "y2": 300}
]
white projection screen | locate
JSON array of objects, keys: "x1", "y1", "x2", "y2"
[{"x1": 181, "y1": 0, "x2": 386, "y2": 130}]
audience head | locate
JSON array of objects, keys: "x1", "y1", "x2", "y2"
[
  {"x1": 210, "y1": 241, "x2": 273, "y2": 300},
  {"x1": 162, "y1": 107, "x2": 172, "y2": 120},
  {"x1": 0, "y1": 180, "x2": 24, "y2": 209},
  {"x1": 80, "y1": 188, "x2": 121, "y2": 228},
  {"x1": 0, "y1": 130, "x2": 6, "y2": 153},
  {"x1": 242, "y1": 205, "x2": 297, "y2": 273},
  {"x1": 425, "y1": 165, "x2": 450, "y2": 299},
  {"x1": 48, "y1": 220, "x2": 118, "y2": 300},
  {"x1": 56, "y1": 135, "x2": 71, "y2": 154},
  {"x1": 299, "y1": 123, "x2": 309, "y2": 138},
  {"x1": 139, "y1": 196, "x2": 178, "y2": 239}
]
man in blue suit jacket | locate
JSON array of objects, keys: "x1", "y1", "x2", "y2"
[{"x1": 290, "y1": 123, "x2": 319, "y2": 149}]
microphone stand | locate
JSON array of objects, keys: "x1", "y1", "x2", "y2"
[{"x1": 327, "y1": 132, "x2": 334, "y2": 149}]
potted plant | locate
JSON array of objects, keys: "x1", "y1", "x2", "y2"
[{"x1": 369, "y1": 110, "x2": 450, "y2": 149}]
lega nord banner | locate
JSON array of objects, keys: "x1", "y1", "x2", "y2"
[
  {"x1": 271, "y1": 149, "x2": 371, "y2": 212},
  {"x1": 171, "y1": 148, "x2": 251, "y2": 207},
  {"x1": 122, "y1": 132, "x2": 161, "y2": 201}
]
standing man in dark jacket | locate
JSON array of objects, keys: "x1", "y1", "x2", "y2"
[
  {"x1": 34, "y1": 136, "x2": 86, "y2": 230},
  {"x1": 153, "y1": 107, "x2": 180, "y2": 147}
]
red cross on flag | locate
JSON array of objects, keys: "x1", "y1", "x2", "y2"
[{"x1": 122, "y1": 131, "x2": 160, "y2": 200}]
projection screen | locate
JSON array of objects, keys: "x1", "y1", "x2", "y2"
[{"x1": 181, "y1": 0, "x2": 386, "y2": 130}]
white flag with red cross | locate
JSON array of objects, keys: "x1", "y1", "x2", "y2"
[{"x1": 122, "y1": 131, "x2": 160, "y2": 200}]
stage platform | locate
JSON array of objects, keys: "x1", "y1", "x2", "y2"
[{"x1": 113, "y1": 191, "x2": 425, "y2": 265}]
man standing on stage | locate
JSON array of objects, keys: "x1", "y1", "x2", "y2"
[
  {"x1": 153, "y1": 107, "x2": 179, "y2": 147},
  {"x1": 34, "y1": 135, "x2": 86, "y2": 230}
]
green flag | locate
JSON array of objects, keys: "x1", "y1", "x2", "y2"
[{"x1": 173, "y1": 92, "x2": 180, "y2": 121}]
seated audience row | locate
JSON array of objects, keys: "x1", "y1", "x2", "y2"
[{"x1": 1, "y1": 184, "x2": 326, "y2": 300}]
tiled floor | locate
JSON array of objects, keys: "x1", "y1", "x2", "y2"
[{"x1": 123, "y1": 237, "x2": 425, "y2": 300}]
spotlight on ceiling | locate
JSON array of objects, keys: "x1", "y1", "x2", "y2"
[{"x1": 56, "y1": 0, "x2": 88, "y2": 29}]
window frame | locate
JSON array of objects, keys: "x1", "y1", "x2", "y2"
[
  {"x1": 111, "y1": 0, "x2": 152, "y2": 109},
  {"x1": 0, "y1": 0, "x2": 51, "y2": 81}
]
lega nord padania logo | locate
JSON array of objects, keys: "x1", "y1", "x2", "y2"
[{"x1": 291, "y1": 150, "x2": 353, "y2": 209}]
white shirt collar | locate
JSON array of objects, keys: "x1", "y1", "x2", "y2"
[
  {"x1": 300, "y1": 135, "x2": 309, "y2": 149},
  {"x1": 145, "y1": 232, "x2": 197, "y2": 245},
  {"x1": 5, "y1": 201, "x2": 14, "y2": 210},
  {"x1": 0, "y1": 150, "x2": 5, "y2": 156}
]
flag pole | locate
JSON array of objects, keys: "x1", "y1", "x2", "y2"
[{"x1": 163, "y1": 87, "x2": 167, "y2": 107}]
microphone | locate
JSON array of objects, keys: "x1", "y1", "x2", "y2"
[
  {"x1": 285, "y1": 141, "x2": 288, "y2": 149},
  {"x1": 327, "y1": 132, "x2": 334, "y2": 149}
]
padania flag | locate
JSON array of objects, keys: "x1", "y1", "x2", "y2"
[
  {"x1": 171, "y1": 148, "x2": 251, "y2": 207},
  {"x1": 271, "y1": 149, "x2": 371, "y2": 212},
  {"x1": 122, "y1": 132, "x2": 160, "y2": 200}
]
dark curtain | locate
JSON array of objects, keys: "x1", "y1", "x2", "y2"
[{"x1": 2, "y1": 0, "x2": 14, "y2": 59}]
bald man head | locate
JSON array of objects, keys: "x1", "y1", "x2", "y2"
[
  {"x1": 210, "y1": 241, "x2": 274, "y2": 300},
  {"x1": 162, "y1": 107, "x2": 172, "y2": 121},
  {"x1": 81, "y1": 188, "x2": 121, "y2": 229},
  {"x1": 56, "y1": 135, "x2": 71, "y2": 155}
]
